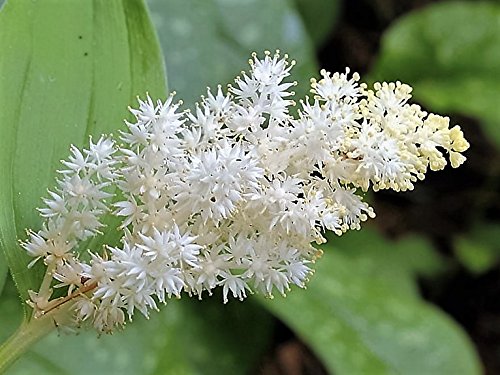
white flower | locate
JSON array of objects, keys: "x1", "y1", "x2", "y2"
[
  {"x1": 23, "y1": 52, "x2": 469, "y2": 333},
  {"x1": 205, "y1": 85, "x2": 232, "y2": 118},
  {"x1": 220, "y1": 271, "x2": 250, "y2": 303}
]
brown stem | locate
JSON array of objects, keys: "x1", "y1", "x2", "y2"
[{"x1": 41, "y1": 281, "x2": 97, "y2": 316}]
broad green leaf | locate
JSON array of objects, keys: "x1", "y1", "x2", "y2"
[
  {"x1": 4, "y1": 296, "x2": 272, "y2": 375},
  {"x1": 262, "y1": 229, "x2": 482, "y2": 375},
  {"x1": 147, "y1": 0, "x2": 317, "y2": 106},
  {"x1": 0, "y1": 252, "x2": 6, "y2": 296},
  {"x1": 369, "y1": 2, "x2": 500, "y2": 145},
  {"x1": 328, "y1": 228, "x2": 447, "y2": 294},
  {"x1": 454, "y1": 222, "x2": 500, "y2": 274},
  {"x1": 293, "y1": 0, "x2": 340, "y2": 47},
  {"x1": 0, "y1": 281, "x2": 20, "y2": 345},
  {"x1": 0, "y1": 0, "x2": 166, "y2": 306}
]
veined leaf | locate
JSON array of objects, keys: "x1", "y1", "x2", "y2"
[
  {"x1": 370, "y1": 2, "x2": 500, "y2": 146},
  {"x1": 2, "y1": 295, "x2": 272, "y2": 375},
  {"x1": 147, "y1": 0, "x2": 317, "y2": 106},
  {"x1": 0, "y1": 0, "x2": 166, "y2": 308},
  {"x1": 0, "y1": 252, "x2": 6, "y2": 296},
  {"x1": 262, "y1": 230, "x2": 482, "y2": 374}
]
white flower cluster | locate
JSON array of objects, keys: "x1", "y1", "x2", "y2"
[{"x1": 22, "y1": 52, "x2": 469, "y2": 333}]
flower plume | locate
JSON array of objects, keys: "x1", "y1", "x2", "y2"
[{"x1": 22, "y1": 51, "x2": 469, "y2": 333}]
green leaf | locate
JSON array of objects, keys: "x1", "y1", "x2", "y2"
[
  {"x1": 369, "y1": 2, "x2": 500, "y2": 145},
  {"x1": 0, "y1": 281, "x2": 22, "y2": 346},
  {"x1": 328, "y1": 228, "x2": 447, "y2": 295},
  {"x1": 0, "y1": 0, "x2": 166, "y2": 307},
  {"x1": 147, "y1": 0, "x2": 318, "y2": 106},
  {"x1": 4, "y1": 297, "x2": 272, "y2": 375},
  {"x1": 454, "y1": 222, "x2": 500, "y2": 274},
  {"x1": 0, "y1": 252, "x2": 7, "y2": 296},
  {"x1": 292, "y1": 0, "x2": 340, "y2": 47},
  {"x1": 262, "y1": 229, "x2": 482, "y2": 374}
]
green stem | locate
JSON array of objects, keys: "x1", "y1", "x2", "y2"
[
  {"x1": 31, "y1": 262, "x2": 56, "y2": 320},
  {"x1": 0, "y1": 304, "x2": 70, "y2": 373},
  {"x1": 38, "y1": 262, "x2": 56, "y2": 298}
]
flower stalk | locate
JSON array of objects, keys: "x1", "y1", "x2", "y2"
[{"x1": 0, "y1": 303, "x2": 72, "y2": 373}]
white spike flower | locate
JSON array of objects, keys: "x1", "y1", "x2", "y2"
[{"x1": 21, "y1": 52, "x2": 469, "y2": 333}]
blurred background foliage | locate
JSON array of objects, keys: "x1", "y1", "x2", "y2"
[{"x1": 1, "y1": 0, "x2": 499, "y2": 373}]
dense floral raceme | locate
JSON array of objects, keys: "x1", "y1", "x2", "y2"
[{"x1": 21, "y1": 52, "x2": 469, "y2": 333}]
